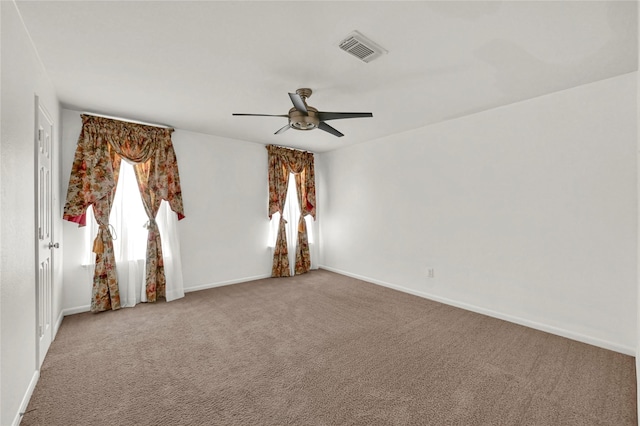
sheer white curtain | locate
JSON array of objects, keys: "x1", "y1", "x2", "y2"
[
  {"x1": 268, "y1": 172, "x2": 316, "y2": 275},
  {"x1": 84, "y1": 160, "x2": 184, "y2": 307}
]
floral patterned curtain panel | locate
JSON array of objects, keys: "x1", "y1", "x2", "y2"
[
  {"x1": 64, "y1": 115, "x2": 185, "y2": 312},
  {"x1": 294, "y1": 170, "x2": 312, "y2": 275},
  {"x1": 266, "y1": 145, "x2": 316, "y2": 277}
]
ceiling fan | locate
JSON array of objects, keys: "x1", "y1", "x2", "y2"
[{"x1": 232, "y1": 88, "x2": 373, "y2": 137}]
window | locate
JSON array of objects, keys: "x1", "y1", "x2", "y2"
[
  {"x1": 83, "y1": 160, "x2": 149, "y2": 265},
  {"x1": 268, "y1": 172, "x2": 314, "y2": 248}
]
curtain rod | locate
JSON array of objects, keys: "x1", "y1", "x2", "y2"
[
  {"x1": 82, "y1": 112, "x2": 174, "y2": 130},
  {"x1": 268, "y1": 144, "x2": 314, "y2": 154}
]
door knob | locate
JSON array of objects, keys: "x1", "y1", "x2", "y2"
[{"x1": 48, "y1": 242, "x2": 59, "y2": 249}]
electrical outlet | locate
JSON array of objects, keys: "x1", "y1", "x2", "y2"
[{"x1": 427, "y1": 267, "x2": 435, "y2": 279}]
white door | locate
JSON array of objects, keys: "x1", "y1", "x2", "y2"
[{"x1": 36, "y1": 100, "x2": 56, "y2": 367}]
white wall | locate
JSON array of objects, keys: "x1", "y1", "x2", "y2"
[
  {"x1": 173, "y1": 130, "x2": 274, "y2": 290},
  {"x1": 61, "y1": 110, "x2": 283, "y2": 311},
  {"x1": 319, "y1": 73, "x2": 638, "y2": 354},
  {"x1": 59, "y1": 110, "x2": 89, "y2": 312},
  {"x1": 0, "y1": 2, "x2": 61, "y2": 425},
  {"x1": 636, "y1": 4, "x2": 640, "y2": 416}
]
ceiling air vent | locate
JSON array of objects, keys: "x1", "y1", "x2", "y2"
[{"x1": 338, "y1": 31, "x2": 387, "y2": 63}]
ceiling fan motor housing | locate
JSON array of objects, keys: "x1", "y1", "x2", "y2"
[{"x1": 289, "y1": 106, "x2": 319, "y2": 131}]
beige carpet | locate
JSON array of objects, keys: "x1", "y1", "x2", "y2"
[{"x1": 22, "y1": 270, "x2": 636, "y2": 425}]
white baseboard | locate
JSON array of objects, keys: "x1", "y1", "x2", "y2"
[
  {"x1": 184, "y1": 273, "x2": 272, "y2": 294},
  {"x1": 319, "y1": 265, "x2": 635, "y2": 356},
  {"x1": 62, "y1": 305, "x2": 91, "y2": 316},
  {"x1": 62, "y1": 273, "x2": 273, "y2": 313},
  {"x1": 637, "y1": 356, "x2": 640, "y2": 426},
  {"x1": 53, "y1": 310, "x2": 64, "y2": 340},
  {"x1": 12, "y1": 370, "x2": 40, "y2": 426}
]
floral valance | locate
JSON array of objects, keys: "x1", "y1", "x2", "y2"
[{"x1": 63, "y1": 114, "x2": 185, "y2": 225}]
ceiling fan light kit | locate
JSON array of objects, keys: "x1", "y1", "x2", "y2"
[
  {"x1": 233, "y1": 87, "x2": 373, "y2": 138},
  {"x1": 289, "y1": 107, "x2": 319, "y2": 131}
]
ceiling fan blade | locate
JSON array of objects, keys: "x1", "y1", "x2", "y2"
[
  {"x1": 274, "y1": 124, "x2": 291, "y2": 135},
  {"x1": 232, "y1": 113, "x2": 288, "y2": 117},
  {"x1": 317, "y1": 112, "x2": 373, "y2": 121},
  {"x1": 288, "y1": 93, "x2": 308, "y2": 115},
  {"x1": 318, "y1": 122, "x2": 344, "y2": 137}
]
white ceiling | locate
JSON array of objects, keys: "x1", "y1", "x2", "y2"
[{"x1": 15, "y1": 1, "x2": 638, "y2": 153}]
